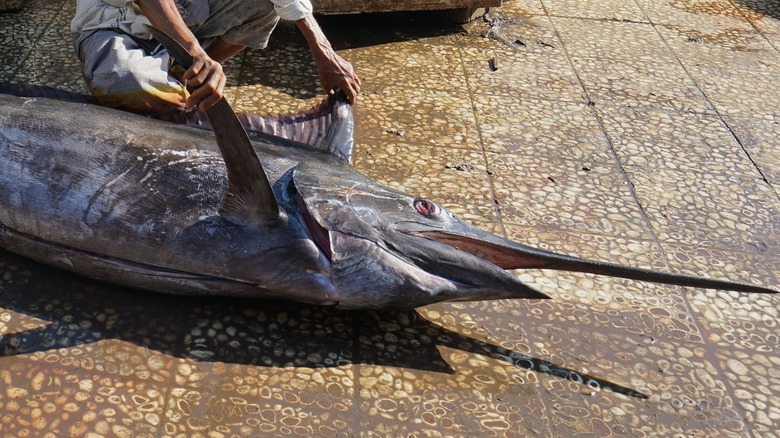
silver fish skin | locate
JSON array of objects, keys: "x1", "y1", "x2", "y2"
[
  {"x1": 0, "y1": 90, "x2": 775, "y2": 309},
  {"x1": 0, "y1": 92, "x2": 544, "y2": 308}
]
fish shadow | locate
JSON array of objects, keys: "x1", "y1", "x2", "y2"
[{"x1": 0, "y1": 249, "x2": 645, "y2": 399}]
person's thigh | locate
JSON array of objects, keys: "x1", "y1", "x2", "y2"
[
  {"x1": 76, "y1": 30, "x2": 187, "y2": 113},
  {"x1": 193, "y1": 0, "x2": 279, "y2": 49}
]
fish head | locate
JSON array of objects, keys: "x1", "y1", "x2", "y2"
[{"x1": 291, "y1": 163, "x2": 550, "y2": 308}]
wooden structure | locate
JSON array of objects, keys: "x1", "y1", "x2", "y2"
[
  {"x1": 0, "y1": 0, "x2": 23, "y2": 12},
  {"x1": 311, "y1": 0, "x2": 501, "y2": 20}
]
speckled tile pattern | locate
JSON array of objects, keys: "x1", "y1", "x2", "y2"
[
  {"x1": 357, "y1": 86, "x2": 482, "y2": 151},
  {"x1": 352, "y1": 141, "x2": 499, "y2": 222},
  {"x1": 1, "y1": 0, "x2": 780, "y2": 436},
  {"x1": 572, "y1": 57, "x2": 713, "y2": 113},
  {"x1": 459, "y1": 27, "x2": 584, "y2": 101},
  {"x1": 344, "y1": 41, "x2": 470, "y2": 93},
  {"x1": 723, "y1": 112, "x2": 780, "y2": 187},
  {"x1": 473, "y1": 93, "x2": 607, "y2": 156},
  {"x1": 715, "y1": 348, "x2": 780, "y2": 435},
  {"x1": 552, "y1": 17, "x2": 678, "y2": 62},
  {"x1": 488, "y1": 151, "x2": 649, "y2": 237},
  {"x1": 596, "y1": 100, "x2": 755, "y2": 173},
  {"x1": 630, "y1": 167, "x2": 780, "y2": 252},
  {"x1": 640, "y1": 0, "x2": 760, "y2": 27},
  {"x1": 532, "y1": 328, "x2": 750, "y2": 437},
  {"x1": 543, "y1": 0, "x2": 649, "y2": 22}
]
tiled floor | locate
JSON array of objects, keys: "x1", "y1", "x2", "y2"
[{"x1": 1, "y1": 0, "x2": 779, "y2": 436}]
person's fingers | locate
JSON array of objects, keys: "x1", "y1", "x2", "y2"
[
  {"x1": 182, "y1": 58, "x2": 225, "y2": 110},
  {"x1": 315, "y1": 51, "x2": 361, "y2": 104},
  {"x1": 197, "y1": 74, "x2": 226, "y2": 111},
  {"x1": 333, "y1": 82, "x2": 354, "y2": 104},
  {"x1": 185, "y1": 77, "x2": 223, "y2": 110},
  {"x1": 190, "y1": 62, "x2": 222, "y2": 89},
  {"x1": 183, "y1": 58, "x2": 205, "y2": 85},
  {"x1": 347, "y1": 87, "x2": 359, "y2": 105},
  {"x1": 351, "y1": 73, "x2": 361, "y2": 94},
  {"x1": 337, "y1": 74, "x2": 360, "y2": 105}
]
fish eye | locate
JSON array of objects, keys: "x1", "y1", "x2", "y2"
[{"x1": 413, "y1": 199, "x2": 438, "y2": 217}]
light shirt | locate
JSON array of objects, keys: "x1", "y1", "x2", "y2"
[{"x1": 71, "y1": 0, "x2": 313, "y2": 40}]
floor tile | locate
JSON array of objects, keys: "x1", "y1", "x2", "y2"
[
  {"x1": 630, "y1": 168, "x2": 780, "y2": 252},
  {"x1": 462, "y1": 43, "x2": 583, "y2": 101},
  {"x1": 657, "y1": 22, "x2": 780, "y2": 75},
  {"x1": 473, "y1": 92, "x2": 606, "y2": 156},
  {"x1": 342, "y1": 40, "x2": 469, "y2": 93},
  {"x1": 572, "y1": 56, "x2": 712, "y2": 113},
  {"x1": 596, "y1": 98, "x2": 757, "y2": 174},
  {"x1": 351, "y1": 140, "x2": 499, "y2": 223},
  {"x1": 552, "y1": 17, "x2": 677, "y2": 62},
  {"x1": 641, "y1": 0, "x2": 759, "y2": 26},
  {"x1": 487, "y1": 151, "x2": 649, "y2": 237},
  {"x1": 714, "y1": 347, "x2": 780, "y2": 436},
  {"x1": 721, "y1": 110, "x2": 780, "y2": 187},
  {"x1": 530, "y1": 325, "x2": 749, "y2": 436},
  {"x1": 542, "y1": 0, "x2": 649, "y2": 22},
  {"x1": 356, "y1": 86, "x2": 482, "y2": 151},
  {"x1": 687, "y1": 283, "x2": 780, "y2": 352}
]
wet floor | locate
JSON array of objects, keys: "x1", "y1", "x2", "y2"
[{"x1": 1, "y1": 0, "x2": 780, "y2": 436}]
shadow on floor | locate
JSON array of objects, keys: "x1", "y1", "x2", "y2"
[
  {"x1": 234, "y1": 10, "x2": 470, "y2": 99},
  {"x1": 0, "y1": 249, "x2": 646, "y2": 399}
]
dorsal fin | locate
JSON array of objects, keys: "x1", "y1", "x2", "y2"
[
  {"x1": 145, "y1": 25, "x2": 279, "y2": 225},
  {"x1": 0, "y1": 82, "x2": 354, "y2": 162},
  {"x1": 162, "y1": 89, "x2": 355, "y2": 162},
  {"x1": 240, "y1": 89, "x2": 354, "y2": 162}
]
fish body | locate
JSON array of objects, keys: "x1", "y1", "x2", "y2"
[
  {"x1": 0, "y1": 95, "x2": 328, "y2": 300},
  {"x1": 0, "y1": 90, "x2": 549, "y2": 308},
  {"x1": 1, "y1": 28, "x2": 777, "y2": 313}
]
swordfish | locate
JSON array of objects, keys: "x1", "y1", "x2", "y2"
[{"x1": 0, "y1": 35, "x2": 776, "y2": 308}]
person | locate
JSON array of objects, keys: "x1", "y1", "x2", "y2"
[{"x1": 70, "y1": 0, "x2": 361, "y2": 114}]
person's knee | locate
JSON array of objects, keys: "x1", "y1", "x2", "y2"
[
  {"x1": 80, "y1": 34, "x2": 187, "y2": 113},
  {"x1": 90, "y1": 75, "x2": 188, "y2": 113}
]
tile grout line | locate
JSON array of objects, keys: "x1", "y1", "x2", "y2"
[
  {"x1": 726, "y1": 0, "x2": 780, "y2": 54},
  {"x1": 542, "y1": 12, "x2": 674, "y2": 272},
  {"x1": 454, "y1": 33, "x2": 508, "y2": 238},
  {"x1": 721, "y1": 0, "x2": 780, "y2": 200},
  {"x1": 642, "y1": 10, "x2": 776, "y2": 198},
  {"x1": 9, "y1": 1, "x2": 64, "y2": 81},
  {"x1": 633, "y1": 1, "x2": 768, "y2": 435},
  {"x1": 525, "y1": 1, "x2": 596, "y2": 430},
  {"x1": 543, "y1": 2, "x2": 751, "y2": 417},
  {"x1": 456, "y1": 9, "x2": 557, "y2": 433}
]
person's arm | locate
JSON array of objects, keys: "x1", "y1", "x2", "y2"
[
  {"x1": 135, "y1": 0, "x2": 227, "y2": 111},
  {"x1": 296, "y1": 14, "x2": 361, "y2": 105}
]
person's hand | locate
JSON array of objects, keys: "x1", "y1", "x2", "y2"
[
  {"x1": 182, "y1": 49, "x2": 226, "y2": 111},
  {"x1": 316, "y1": 51, "x2": 361, "y2": 105},
  {"x1": 295, "y1": 15, "x2": 361, "y2": 105}
]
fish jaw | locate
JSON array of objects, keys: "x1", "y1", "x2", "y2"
[{"x1": 317, "y1": 229, "x2": 550, "y2": 309}]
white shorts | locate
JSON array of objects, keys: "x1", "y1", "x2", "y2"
[{"x1": 73, "y1": 0, "x2": 280, "y2": 113}]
